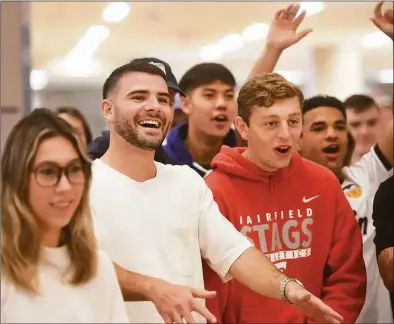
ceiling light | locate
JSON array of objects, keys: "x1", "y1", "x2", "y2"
[
  {"x1": 361, "y1": 31, "x2": 391, "y2": 48},
  {"x1": 377, "y1": 69, "x2": 393, "y2": 83},
  {"x1": 102, "y1": 2, "x2": 130, "y2": 23},
  {"x1": 242, "y1": 23, "x2": 269, "y2": 42},
  {"x1": 299, "y1": 2, "x2": 325, "y2": 17},
  {"x1": 30, "y1": 69, "x2": 49, "y2": 91},
  {"x1": 199, "y1": 43, "x2": 223, "y2": 61},
  {"x1": 218, "y1": 34, "x2": 244, "y2": 53},
  {"x1": 74, "y1": 25, "x2": 109, "y2": 54}
]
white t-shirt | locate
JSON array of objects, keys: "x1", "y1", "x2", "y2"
[
  {"x1": 1, "y1": 247, "x2": 129, "y2": 323},
  {"x1": 90, "y1": 160, "x2": 252, "y2": 323},
  {"x1": 342, "y1": 146, "x2": 393, "y2": 323}
]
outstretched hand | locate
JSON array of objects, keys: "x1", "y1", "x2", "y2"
[
  {"x1": 286, "y1": 281, "x2": 344, "y2": 323},
  {"x1": 146, "y1": 278, "x2": 217, "y2": 323},
  {"x1": 266, "y1": 4, "x2": 313, "y2": 51},
  {"x1": 371, "y1": 2, "x2": 393, "y2": 39}
]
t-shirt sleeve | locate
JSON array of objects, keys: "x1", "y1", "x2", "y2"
[
  {"x1": 344, "y1": 145, "x2": 393, "y2": 195},
  {"x1": 372, "y1": 177, "x2": 394, "y2": 257},
  {"x1": 193, "y1": 172, "x2": 252, "y2": 282}
]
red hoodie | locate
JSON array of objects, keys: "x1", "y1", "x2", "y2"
[{"x1": 203, "y1": 146, "x2": 366, "y2": 323}]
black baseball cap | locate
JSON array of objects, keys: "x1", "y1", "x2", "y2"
[{"x1": 130, "y1": 57, "x2": 185, "y2": 97}]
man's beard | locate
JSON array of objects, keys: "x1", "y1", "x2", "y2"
[{"x1": 114, "y1": 110, "x2": 168, "y2": 151}]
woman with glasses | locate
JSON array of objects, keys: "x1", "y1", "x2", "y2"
[{"x1": 1, "y1": 108, "x2": 128, "y2": 323}]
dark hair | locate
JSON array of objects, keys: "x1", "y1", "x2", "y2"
[
  {"x1": 237, "y1": 73, "x2": 304, "y2": 125},
  {"x1": 179, "y1": 63, "x2": 236, "y2": 94},
  {"x1": 56, "y1": 106, "x2": 93, "y2": 144},
  {"x1": 303, "y1": 95, "x2": 346, "y2": 121},
  {"x1": 102, "y1": 60, "x2": 167, "y2": 99},
  {"x1": 344, "y1": 94, "x2": 378, "y2": 113}
]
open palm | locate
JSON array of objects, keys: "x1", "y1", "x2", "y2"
[
  {"x1": 371, "y1": 2, "x2": 393, "y2": 39},
  {"x1": 287, "y1": 285, "x2": 343, "y2": 323},
  {"x1": 266, "y1": 4, "x2": 313, "y2": 50}
]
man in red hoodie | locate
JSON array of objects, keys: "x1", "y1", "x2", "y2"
[{"x1": 203, "y1": 72, "x2": 367, "y2": 323}]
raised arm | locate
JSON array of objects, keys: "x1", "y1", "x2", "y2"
[
  {"x1": 248, "y1": 4, "x2": 312, "y2": 79},
  {"x1": 378, "y1": 105, "x2": 393, "y2": 167},
  {"x1": 371, "y1": 1, "x2": 393, "y2": 39}
]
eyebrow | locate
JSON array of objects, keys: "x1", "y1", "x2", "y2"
[
  {"x1": 126, "y1": 90, "x2": 170, "y2": 99},
  {"x1": 34, "y1": 158, "x2": 80, "y2": 167},
  {"x1": 310, "y1": 120, "x2": 346, "y2": 127},
  {"x1": 264, "y1": 112, "x2": 302, "y2": 118},
  {"x1": 310, "y1": 121, "x2": 327, "y2": 127},
  {"x1": 202, "y1": 87, "x2": 234, "y2": 92}
]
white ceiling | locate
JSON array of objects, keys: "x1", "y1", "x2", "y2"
[{"x1": 29, "y1": 1, "x2": 393, "y2": 88}]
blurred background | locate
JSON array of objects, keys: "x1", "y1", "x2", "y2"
[{"x1": 1, "y1": 1, "x2": 393, "y2": 149}]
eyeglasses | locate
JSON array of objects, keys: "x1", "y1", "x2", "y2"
[{"x1": 32, "y1": 161, "x2": 87, "y2": 187}]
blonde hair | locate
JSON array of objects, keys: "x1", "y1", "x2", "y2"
[
  {"x1": 1, "y1": 108, "x2": 97, "y2": 292},
  {"x1": 237, "y1": 73, "x2": 304, "y2": 125}
]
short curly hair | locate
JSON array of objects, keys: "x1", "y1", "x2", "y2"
[{"x1": 237, "y1": 73, "x2": 304, "y2": 125}]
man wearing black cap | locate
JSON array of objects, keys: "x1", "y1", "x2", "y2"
[{"x1": 87, "y1": 57, "x2": 183, "y2": 163}]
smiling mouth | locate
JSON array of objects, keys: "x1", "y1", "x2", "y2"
[
  {"x1": 50, "y1": 201, "x2": 72, "y2": 208},
  {"x1": 322, "y1": 144, "x2": 340, "y2": 154},
  {"x1": 137, "y1": 120, "x2": 162, "y2": 129}
]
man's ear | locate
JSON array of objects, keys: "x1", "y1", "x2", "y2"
[
  {"x1": 234, "y1": 116, "x2": 249, "y2": 141},
  {"x1": 101, "y1": 99, "x2": 114, "y2": 123},
  {"x1": 180, "y1": 95, "x2": 192, "y2": 116}
]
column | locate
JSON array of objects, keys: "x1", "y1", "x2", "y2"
[
  {"x1": 309, "y1": 45, "x2": 365, "y2": 101},
  {"x1": 0, "y1": 2, "x2": 31, "y2": 153}
]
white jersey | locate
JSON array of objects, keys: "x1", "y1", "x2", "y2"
[
  {"x1": 342, "y1": 145, "x2": 393, "y2": 323},
  {"x1": 90, "y1": 160, "x2": 252, "y2": 323}
]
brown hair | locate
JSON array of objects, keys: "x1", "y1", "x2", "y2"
[
  {"x1": 1, "y1": 108, "x2": 97, "y2": 293},
  {"x1": 237, "y1": 73, "x2": 304, "y2": 125},
  {"x1": 344, "y1": 94, "x2": 378, "y2": 114},
  {"x1": 56, "y1": 106, "x2": 93, "y2": 144}
]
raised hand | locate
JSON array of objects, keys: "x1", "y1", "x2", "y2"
[
  {"x1": 146, "y1": 278, "x2": 217, "y2": 323},
  {"x1": 286, "y1": 281, "x2": 344, "y2": 323},
  {"x1": 266, "y1": 4, "x2": 313, "y2": 51},
  {"x1": 371, "y1": 1, "x2": 393, "y2": 39}
]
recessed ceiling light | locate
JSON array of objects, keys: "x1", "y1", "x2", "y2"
[
  {"x1": 218, "y1": 34, "x2": 244, "y2": 53},
  {"x1": 30, "y1": 69, "x2": 49, "y2": 91},
  {"x1": 242, "y1": 23, "x2": 269, "y2": 42},
  {"x1": 199, "y1": 43, "x2": 223, "y2": 61},
  {"x1": 102, "y1": 2, "x2": 130, "y2": 23},
  {"x1": 299, "y1": 2, "x2": 325, "y2": 17}
]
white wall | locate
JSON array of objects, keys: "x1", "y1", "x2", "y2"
[{"x1": 32, "y1": 87, "x2": 107, "y2": 138}]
